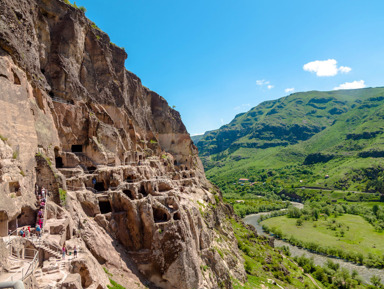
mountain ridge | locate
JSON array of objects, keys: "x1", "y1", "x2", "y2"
[{"x1": 197, "y1": 87, "x2": 384, "y2": 192}]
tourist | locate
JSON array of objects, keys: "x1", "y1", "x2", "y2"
[
  {"x1": 38, "y1": 209, "x2": 43, "y2": 218},
  {"x1": 74, "y1": 246, "x2": 78, "y2": 258},
  {"x1": 27, "y1": 226, "x2": 31, "y2": 238},
  {"x1": 36, "y1": 224, "x2": 41, "y2": 237},
  {"x1": 62, "y1": 245, "x2": 66, "y2": 260},
  {"x1": 19, "y1": 228, "x2": 24, "y2": 237},
  {"x1": 38, "y1": 217, "x2": 43, "y2": 229}
]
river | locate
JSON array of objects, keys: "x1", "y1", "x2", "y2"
[{"x1": 243, "y1": 202, "x2": 383, "y2": 283}]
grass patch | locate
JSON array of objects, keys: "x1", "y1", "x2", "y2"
[
  {"x1": 107, "y1": 278, "x2": 125, "y2": 289},
  {"x1": 103, "y1": 267, "x2": 113, "y2": 277},
  {"x1": 262, "y1": 214, "x2": 384, "y2": 263},
  {"x1": 59, "y1": 188, "x2": 67, "y2": 206}
]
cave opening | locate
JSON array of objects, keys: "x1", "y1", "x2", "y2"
[
  {"x1": 13, "y1": 71, "x2": 21, "y2": 85},
  {"x1": 152, "y1": 207, "x2": 169, "y2": 223},
  {"x1": 17, "y1": 207, "x2": 36, "y2": 227},
  {"x1": 174, "y1": 160, "x2": 177, "y2": 166},
  {"x1": 9, "y1": 182, "x2": 20, "y2": 194},
  {"x1": 55, "y1": 157, "x2": 63, "y2": 168},
  {"x1": 123, "y1": 190, "x2": 134, "y2": 200},
  {"x1": 139, "y1": 184, "x2": 147, "y2": 196},
  {"x1": 173, "y1": 212, "x2": 181, "y2": 221},
  {"x1": 71, "y1": 145, "x2": 83, "y2": 153},
  {"x1": 8, "y1": 219, "x2": 17, "y2": 232},
  {"x1": 126, "y1": 175, "x2": 134, "y2": 183},
  {"x1": 87, "y1": 166, "x2": 96, "y2": 173},
  {"x1": 94, "y1": 182, "x2": 106, "y2": 192},
  {"x1": 99, "y1": 201, "x2": 112, "y2": 214}
]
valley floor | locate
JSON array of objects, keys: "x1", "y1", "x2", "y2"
[{"x1": 262, "y1": 214, "x2": 384, "y2": 260}]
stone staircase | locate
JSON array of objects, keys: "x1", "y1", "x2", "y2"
[{"x1": 34, "y1": 242, "x2": 62, "y2": 259}]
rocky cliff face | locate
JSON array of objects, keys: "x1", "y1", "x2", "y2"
[{"x1": 0, "y1": 0, "x2": 246, "y2": 288}]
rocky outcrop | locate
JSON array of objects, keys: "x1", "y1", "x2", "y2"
[{"x1": 0, "y1": 0, "x2": 245, "y2": 288}]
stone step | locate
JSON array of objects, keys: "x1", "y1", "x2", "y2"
[{"x1": 9, "y1": 264, "x2": 22, "y2": 270}]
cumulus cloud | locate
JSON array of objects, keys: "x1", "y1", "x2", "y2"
[
  {"x1": 303, "y1": 59, "x2": 351, "y2": 77},
  {"x1": 285, "y1": 88, "x2": 295, "y2": 93},
  {"x1": 267, "y1": 85, "x2": 274, "y2": 90},
  {"x1": 333, "y1": 80, "x2": 366, "y2": 90},
  {"x1": 256, "y1": 79, "x2": 270, "y2": 86}
]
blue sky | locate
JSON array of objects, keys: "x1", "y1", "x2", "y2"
[{"x1": 74, "y1": 0, "x2": 384, "y2": 135}]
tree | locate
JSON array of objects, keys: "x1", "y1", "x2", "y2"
[
  {"x1": 373, "y1": 204, "x2": 379, "y2": 216},
  {"x1": 296, "y1": 219, "x2": 303, "y2": 226},
  {"x1": 370, "y1": 275, "x2": 382, "y2": 287},
  {"x1": 312, "y1": 208, "x2": 319, "y2": 221}
]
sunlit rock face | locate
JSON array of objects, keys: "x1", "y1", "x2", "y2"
[{"x1": 0, "y1": 0, "x2": 246, "y2": 288}]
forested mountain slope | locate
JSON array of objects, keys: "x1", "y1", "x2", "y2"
[{"x1": 197, "y1": 88, "x2": 384, "y2": 192}]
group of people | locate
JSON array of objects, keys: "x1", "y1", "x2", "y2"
[
  {"x1": 62, "y1": 244, "x2": 78, "y2": 260},
  {"x1": 35, "y1": 184, "x2": 46, "y2": 237},
  {"x1": 17, "y1": 226, "x2": 31, "y2": 238}
]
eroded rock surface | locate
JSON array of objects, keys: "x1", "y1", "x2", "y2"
[{"x1": 0, "y1": 0, "x2": 246, "y2": 288}]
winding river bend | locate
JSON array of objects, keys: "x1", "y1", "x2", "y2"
[{"x1": 243, "y1": 202, "x2": 383, "y2": 283}]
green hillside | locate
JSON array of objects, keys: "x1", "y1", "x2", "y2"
[
  {"x1": 197, "y1": 87, "x2": 384, "y2": 194},
  {"x1": 191, "y1": 134, "x2": 204, "y2": 144}
]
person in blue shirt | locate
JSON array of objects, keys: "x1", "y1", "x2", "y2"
[{"x1": 36, "y1": 224, "x2": 41, "y2": 237}]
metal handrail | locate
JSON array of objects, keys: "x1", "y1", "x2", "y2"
[
  {"x1": 6, "y1": 238, "x2": 38, "y2": 283},
  {"x1": 21, "y1": 249, "x2": 39, "y2": 282},
  {"x1": 6, "y1": 229, "x2": 19, "y2": 244}
]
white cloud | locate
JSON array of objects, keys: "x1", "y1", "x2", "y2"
[
  {"x1": 256, "y1": 79, "x2": 274, "y2": 90},
  {"x1": 256, "y1": 79, "x2": 270, "y2": 86},
  {"x1": 303, "y1": 59, "x2": 351, "y2": 77},
  {"x1": 333, "y1": 80, "x2": 366, "y2": 90},
  {"x1": 339, "y1": 66, "x2": 352, "y2": 73},
  {"x1": 285, "y1": 88, "x2": 295, "y2": 93}
]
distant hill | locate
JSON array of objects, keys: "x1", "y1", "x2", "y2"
[
  {"x1": 191, "y1": 134, "x2": 204, "y2": 144},
  {"x1": 197, "y1": 87, "x2": 384, "y2": 193}
]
